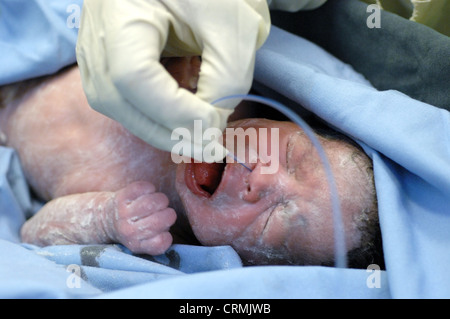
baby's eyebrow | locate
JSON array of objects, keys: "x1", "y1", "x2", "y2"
[
  {"x1": 285, "y1": 133, "x2": 297, "y2": 174},
  {"x1": 285, "y1": 130, "x2": 314, "y2": 173}
]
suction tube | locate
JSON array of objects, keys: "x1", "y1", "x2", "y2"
[{"x1": 213, "y1": 94, "x2": 348, "y2": 268}]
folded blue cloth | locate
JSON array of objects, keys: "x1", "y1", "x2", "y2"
[
  {"x1": 0, "y1": 0, "x2": 80, "y2": 85},
  {"x1": 0, "y1": 147, "x2": 31, "y2": 244}
]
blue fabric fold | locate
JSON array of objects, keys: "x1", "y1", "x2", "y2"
[
  {"x1": 0, "y1": 0, "x2": 81, "y2": 85},
  {"x1": 0, "y1": 147, "x2": 31, "y2": 243}
]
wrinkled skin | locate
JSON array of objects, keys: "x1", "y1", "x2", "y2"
[
  {"x1": 0, "y1": 60, "x2": 375, "y2": 265},
  {"x1": 176, "y1": 119, "x2": 375, "y2": 265},
  {"x1": 0, "y1": 59, "x2": 197, "y2": 255}
]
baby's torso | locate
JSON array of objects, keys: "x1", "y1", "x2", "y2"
[{"x1": 0, "y1": 67, "x2": 179, "y2": 204}]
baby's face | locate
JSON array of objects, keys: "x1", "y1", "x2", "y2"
[{"x1": 175, "y1": 118, "x2": 375, "y2": 265}]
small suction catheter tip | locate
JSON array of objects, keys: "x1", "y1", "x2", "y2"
[{"x1": 226, "y1": 151, "x2": 252, "y2": 172}]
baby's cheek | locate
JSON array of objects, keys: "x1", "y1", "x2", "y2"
[
  {"x1": 185, "y1": 204, "x2": 254, "y2": 247},
  {"x1": 184, "y1": 207, "x2": 229, "y2": 246},
  {"x1": 188, "y1": 206, "x2": 278, "y2": 254},
  {"x1": 212, "y1": 202, "x2": 310, "y2": 265}
]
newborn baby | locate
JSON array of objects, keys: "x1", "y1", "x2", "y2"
[{"x1": 0, "y1": 60, "x2": 381, "y2": 268}]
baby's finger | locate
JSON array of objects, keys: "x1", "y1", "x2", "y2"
[
  {"x1": 116, "y1": 181, "x2": 156, "y2": 203},
  {"x1": 125, "y1": 192, "x2": 170, "y2": 221},
  {"x1": 136, "y1": 232, "x2": 174, "y2": 256},
  {"x1": 134, "y1": 207, "x2": 177, "y2": 238}
]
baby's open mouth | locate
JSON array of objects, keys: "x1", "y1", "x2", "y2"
[{"x1": 185, "y1": 162, "x2": 226, "y2": 197}]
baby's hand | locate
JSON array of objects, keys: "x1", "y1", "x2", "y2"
[{"x1": 111, "y1": 181, "x2": 177, "y2": 255}]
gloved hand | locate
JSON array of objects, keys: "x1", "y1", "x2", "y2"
[
  {"x1": 267, "y1": 0, "x2": 327, "y2": 11},
  {"x1": 76, "y1": 0, "x2": 270, "y2": 162}
]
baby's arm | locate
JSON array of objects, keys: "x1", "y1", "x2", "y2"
[{"x1": 21, "y1": 181, "x2": 177, "y2": 255}]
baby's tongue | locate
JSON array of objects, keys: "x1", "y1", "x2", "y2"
[{"x1": 193, "y1": 162, "x2": 225, "y2": 195}]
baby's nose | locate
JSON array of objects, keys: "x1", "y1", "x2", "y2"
[{"x1": 242, "y1": 163, "x2": 281, "y2": 203}]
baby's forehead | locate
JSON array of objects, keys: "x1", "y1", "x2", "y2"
[
  {"x1": 227, "y1": 118, "x2": 296, "y2": 129},
  {"x1": 227, "y1": 117, "x2": 369, "y2": 167}
]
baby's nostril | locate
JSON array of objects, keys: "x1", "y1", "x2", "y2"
[{"x1": 242, "y1": 177, "x2": 262, "y2": 203}]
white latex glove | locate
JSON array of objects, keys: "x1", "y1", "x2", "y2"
[
  {"x1": 76, "y1": 0, "x2": 270, "y2": 162},
  {"x1": 267, "y1": 0, "x2": 327, "y2": 11}
]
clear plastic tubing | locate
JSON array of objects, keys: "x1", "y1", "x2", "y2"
[{"x1": 213, "y1": 94, "x2": 348, "y2": 268}]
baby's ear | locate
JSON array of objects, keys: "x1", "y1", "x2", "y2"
[{"x1": 349, "y1": 150, "x2": 373, "y2": 180}]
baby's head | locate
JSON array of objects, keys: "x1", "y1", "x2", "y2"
[{"x1": 175, "y1": 118, "x2": 382, "y2": 268}]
